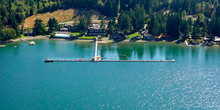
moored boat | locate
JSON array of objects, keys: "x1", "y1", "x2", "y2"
[
  {"x1": 29, "y1": 41, "x2": 35, "y2": 45},
  {"x1": 0, "y1": 45, "x2": 6, "y2": 48},
  {"x1": 44, "y1": 58, "x2": 53, "y2": 62}
]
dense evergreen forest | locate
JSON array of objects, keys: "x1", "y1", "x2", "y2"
[{"x1": 1, "y1": 0, "x2": 220, "y2": 41}]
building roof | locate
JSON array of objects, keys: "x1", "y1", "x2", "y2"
[
  {"x1": 60, "y1": 28, "x2": 68, "y2": 31},
  {"x1": 186, "y1": 15, "x2": 197, "y2": 21},
  {"x1": 55, "y1": 33, "x2": 70, "y2": 38},
  {"x1": 204, "y1": 37, "x2": 210, "y2": 41},
  {"x1": 88, "y1": 23, "x2": 107, "y2": 30},
  {"x1": 214, "y1": 36, "x2": 220, "y2": 42}
]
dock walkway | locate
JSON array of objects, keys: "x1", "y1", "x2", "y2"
[{"x1": 44, "y1": 59, "x2": 175, "y2": 62}]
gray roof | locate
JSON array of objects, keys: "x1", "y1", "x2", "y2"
[{"x1": 88, "y1": 23, "x2": 107, "y2": 30}]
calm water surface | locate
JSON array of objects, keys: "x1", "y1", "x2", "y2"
[{"x1": 0, "y1": 39, "x2": 219, "y2": 109}]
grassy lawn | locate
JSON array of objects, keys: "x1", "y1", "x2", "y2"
[
  {"x1": 127, "y1": 32, "x2": 140, "y2": 39},
  {"x1": 35, "y1": 35, "x2": 44, "y2": 37},
  {"x1": 21, "y1": 35, "x2": 27, "y2": 38},
  {"x1": 78, "y1": 36, "x2": 96, "y2": 40},
  {"x1": 70, "y1": 32, "x2": 82, "y2": 36}
]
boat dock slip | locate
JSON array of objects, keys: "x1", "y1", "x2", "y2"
[{"x1": 44, "y1": 59, "x2": 175, "y2": 62}]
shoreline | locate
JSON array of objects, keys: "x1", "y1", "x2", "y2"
[
  {"x1": 0, "y1": 36, "x2": 48, "y2": 44},
  {"x1": 1, "y1": 36, "x2": 219, "y2": 47}
]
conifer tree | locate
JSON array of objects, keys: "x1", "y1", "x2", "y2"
[
  {"x1": 78, "y1": 16, "x2": 87, "y2": 34},
  {"x1": 33, "y1": 19, "x2": 46, "y2": 35},
  {"x1": 48, "y1": 17, "x2": 59, "y2": 33}
]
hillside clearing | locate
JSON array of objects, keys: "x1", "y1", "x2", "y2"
[{"x1": 23, "y1": 9, "x2": 103, "y2": 28}]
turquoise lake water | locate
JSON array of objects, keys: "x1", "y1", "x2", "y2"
[{"x1": 0, "y1": 39, "x2": 219, "y2": 109}]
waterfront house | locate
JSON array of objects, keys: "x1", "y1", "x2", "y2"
[
  {"x1": 87, "y1": 23, "x2": 107, "y2": 36},
  {"x1": 143, "y1": 33, "x2": 153, "y2": 40},
  {"x1": 59, "y1": 21, "x2": 79, "y2": 32},
  {"x1": 214, "y1": 36, "x2": 220, "y2": 42},
  {"x1": 204, "y1": 36, "x2": 211, "y2": 41},
  {"x1": 141, "y1": 30, "x2": 153, "y2": 40},
  {"x1": 110, "y1": 32, "x2": 125, "y2": 39}
]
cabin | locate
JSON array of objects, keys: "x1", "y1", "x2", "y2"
[{"x1": 87, "y1": 23, "x2": 107, "y2": 36}]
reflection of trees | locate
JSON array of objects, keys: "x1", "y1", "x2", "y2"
[
  {"x1": 204, "y1": 48, "x2": 211, "y2": 61},
  {"x1": 133, "y1": 43, "x2": 144, "y2": 60},
  {"x1": 117, "y1": 43, "x2": 133, "y2": 60},
  {"x1": 72, "y1": 41, "x2": 93, "y2": 49},
  {"x1": 147, "y1": 44, "x2": 157, "y2": 59},
  {"x1": 100, "y1": 44, "x2": 107, "y2": 58},
  {"x1": 99, "y1": 44, "x2": 114, "y2": 58},
  {"x1": 162, "y1": 43, "x2": 186, "y2": 60},
  {"x1": 204, "y1": 47, "x2": 217, "y2": 62},
  {"x1": 72, "y1": 41, "x2": 95, "y2": 59},
  {"x1": 177, "y1": 46, "x2": 186, "y2": 60},
  {"x1": 190, "y1": 47, "x2": 199, "y2": 60}
]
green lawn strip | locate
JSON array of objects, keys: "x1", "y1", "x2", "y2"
[
  {"x1": 70, "y1": 32, "x2": 82, "y2": 36},
  {"x1": 127, "y1": 32, "x2": 140, "y2": 39},
  {"x1": 21, "y1": 35, "x2": 27, "y2": 38},
  {"x1": 78, "y1": 36, "x2": 96, "y2": 40}
]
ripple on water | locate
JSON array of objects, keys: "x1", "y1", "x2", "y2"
[{"x1": 142, "y1": 64, "x2": 220, "y2": 109}]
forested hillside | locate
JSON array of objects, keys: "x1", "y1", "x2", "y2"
[{"x1": 1, "y1": 0, "x2": 220, "y2": 41}]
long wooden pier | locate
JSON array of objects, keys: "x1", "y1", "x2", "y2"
[
  {"x1": 44, "y1": 37, "x2": 176, "y2": 63},
  {"x1": 44, "y1": 59, "x2": 175, "y2": 62}
]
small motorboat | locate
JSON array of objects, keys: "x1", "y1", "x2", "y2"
[{"x1": 44, "y1": 58, "x2": 53, "y2": 62}]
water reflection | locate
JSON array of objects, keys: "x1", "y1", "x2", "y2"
[
  {"x1": 73, "y1": 41, "x2": 94, "y2": 49},
  {"x1": 133, "y1": 43, "x2": 144, "y2": 60},
  {"x1": 116, "y1": 43, "x2": 133, "y2": 60},
  {"x1": 98, "y1": 42, "x2": 220, "y2": 64},
  {"x1": 145, "y1": 44, "x2": 157, "y2": 60},
  {"x1": 99, "y1": 44, "x2": 114, "y2": 58}
]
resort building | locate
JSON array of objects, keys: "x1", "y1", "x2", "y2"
[{"x1": 55, "y1": 28, "x2": 71, "y2": 38}]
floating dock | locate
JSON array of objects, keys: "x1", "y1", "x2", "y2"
[{"x1": 44, "y1": 59, "x2": 175, "y2": 62}]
